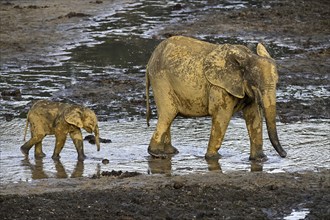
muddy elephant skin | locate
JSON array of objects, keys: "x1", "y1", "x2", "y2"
[
  {"x1": 146, "y1": 36, "x2": 287, "y2": 160},
  {"x1": 21, "y1": 100, "x2": 100, "y2": 161}
]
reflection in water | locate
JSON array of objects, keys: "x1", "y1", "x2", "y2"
[
  {"x1": 206, "y1": 158, "x2": 222, "y2": 172},
  {"x1": 206, "y1": 158, "x2": 264, "y2": 172},
  {"x1": 21, "y1": 156, "x2": 263, "y2": 179},
  {"x1": 21, "y1": 158, "x2": 86, "y2": 180},
  {"x1": 147, "y1": 156, "x2": 172, "y2": 175},
  {"x1": 71, "y1": 160, "x2": 84, "y2": 178},
  {"x1": 148, "y1": 156, "x2": 264, "y2": 174},
  {"x1": 54, "y1": 159, "x2": 68, "y2": 178},
  {"x1": 21, "y1": 159, "x2": 48, "y2": 180},
  {"x1": 250, "y1": 161, "x2": 263, "y2": 172}
]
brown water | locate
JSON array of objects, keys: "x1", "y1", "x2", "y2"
[{"x1": 0, "y1": 0, "x2": 329, "y2": 183}]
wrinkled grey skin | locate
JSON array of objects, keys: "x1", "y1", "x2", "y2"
[
  {"x1": 146, "y1": 36, "x2": 287, "y2": 160},
  {"x1": 21, "y1": 100, "x2": 100, "y2": 161}
]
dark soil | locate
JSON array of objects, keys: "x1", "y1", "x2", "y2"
[{"x1": 1, "y1": 171, "x2": 330, "y2": 219}]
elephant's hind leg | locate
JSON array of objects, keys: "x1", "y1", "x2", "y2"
[
  {"x1": 164, "y1": 126, "x2": 179, "y2": 155},
  {"x1": 20, "y1": 142, "x2": 32, "y2": 157},
  {"x1": 148, "y1": 103, "x2": 178, "y2": 158},
  {"x1": 20, "y1": 134, "x2": 45, "y2": 158}
]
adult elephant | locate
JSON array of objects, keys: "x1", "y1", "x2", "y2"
[
  {"x1": 146, "y1": 36, "x2": 287, "y2": 160},
  {"x1": 21, "y1": 100, "x2": 100, "y2": 161}
]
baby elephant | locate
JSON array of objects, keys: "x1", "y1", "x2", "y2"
[{"x1": 21, "y1": 100, "x2": 100, "y2": 161}]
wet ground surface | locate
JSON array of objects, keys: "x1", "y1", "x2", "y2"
[
  {"x1": 1, "y1": 170, "x2": 329, "y2": 220},
  {"x1": 0, "y1": 0, "x2": 330, "y2": 219}
]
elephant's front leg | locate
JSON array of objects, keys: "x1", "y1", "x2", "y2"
[
  {"x1": 52, "y1": 134, "x2": 67, "y2": 160},
  {"x1": 34, "y1": 141, "x2": 46, "y2": 158},
  {"x1": 205, "y1": 113, "x2": 232, "y2": 159},
  {"x1": 205, "y1": 88, "x2": 236, "y2": 159},
  {"x1": 69, "y1": 129, "x2": 86, "y2": 161},
  {"x1": 243, "y1": 102, "x2": 267, "y2": 161}
]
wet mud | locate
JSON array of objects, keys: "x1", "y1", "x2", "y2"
[
  {"x1": 0, "y1": 0, "x2": 329, "y2": 219},
  {"x1": 1, "y1": 171, "x2": 330, "y2": 219}
]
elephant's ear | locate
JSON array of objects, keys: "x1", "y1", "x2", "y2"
[
  {"x1": 64, "y1": 107, "x2": 84, "y2": 128},
  {"x1": 204, "y1": 45, "x2": 249, "y2": 98},
  {"x1": 257, "y1": 43, "x2": 272, "y2": 58}
]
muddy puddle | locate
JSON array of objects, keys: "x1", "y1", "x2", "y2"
[
  {"x1": 1, "y1": 118, "x2": 329, "y2": 183},
  {"x1": 0, "y1": 0, "x2": 329, "y2": 183}
]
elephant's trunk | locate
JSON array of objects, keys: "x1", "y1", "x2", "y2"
[
  {"x1": 262, "y1": 92, "x2": 287, "y2": 158},
  {"x1": 94, "y1": 125, "x2": 100, "y2": 151}
]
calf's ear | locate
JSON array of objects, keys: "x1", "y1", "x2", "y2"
[{"x1": 64, "y1": 107, "x2": 84, "y2": 128}]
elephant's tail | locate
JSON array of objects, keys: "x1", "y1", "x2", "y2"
[
  {"x1": 146, "y1": 67, "x2": 151, "y2": 127},
  {"x1": 23, "y1": 116, "x2": 29, "y2": 141}
]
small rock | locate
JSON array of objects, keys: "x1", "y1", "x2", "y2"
[
  {"x1": 102, "y1": 159, "x2": 109, "y2": 165},
  {"x1": 172, "y1": 3, "x2": 183, "y2": 11},
  {"x1": 173, "y1": 181, "x2": 184, "y2": 189},
  {"x1": 84, "y1": 135, "x2": 112, "y2": 144},
  {"x1": 58, "y1": 12, "x2": 90, "y2": 19},
  {"x1": 1, "y1": 89, "x2": 21, "y2": 97}
]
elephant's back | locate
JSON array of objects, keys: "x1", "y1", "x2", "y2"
[
  {"x1": 163, "y1": 36, "x2": 215, "y2": 53},
  {"x1": 147, "y1": 36, "x2": 216, "y2": 76},
  {"x1": 153, "y1": 36, "x2": 215, "y2": 60},
  {"x1": 29, "y1": 100, "x2": 68, "y2": 122}
]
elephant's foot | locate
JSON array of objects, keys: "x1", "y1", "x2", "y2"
[
  {"x1": 205, "y1": 151, "x2": 221, "y2": 160},
  {"x1": 51, "y1": 154, "x2": 61, "y2": 160},
  {"x1": 77, "y1": 154, "x2": 87, "y2": 161},
  {"x1": 20, "y1": 146, "x2": 29, "y2": 157},
  {"x1": 35, "y1": 152, "x2": 46, "y2": 159},
  {"x1": 148, "y1": 147, "x2": 168, "y2": 158},
  {"x1": 249, "y1": 151, "x2": 268, "y2": 162},
  {"x1": 164, "y1": 144, "x2": 179, "y2": 155},
  {"x1": 148, "y1": 144, "x2": 179, "y2": 158}
]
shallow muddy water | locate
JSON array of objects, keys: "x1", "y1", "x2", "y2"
[
  {"x1": 0, "y1": 0, "x2": 329, "y2": 183},
  {"x1": 0, "y1": 117, "x2": 329, "y2": 183}
]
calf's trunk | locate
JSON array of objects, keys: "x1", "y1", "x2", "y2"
[{"x1": 94, "y1": 125, "x2": 100, "y2": 151}]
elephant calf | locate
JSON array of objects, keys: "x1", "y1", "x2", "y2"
[{"x1": 21, "y1": 100, "x2": 100, "y2": 161}]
